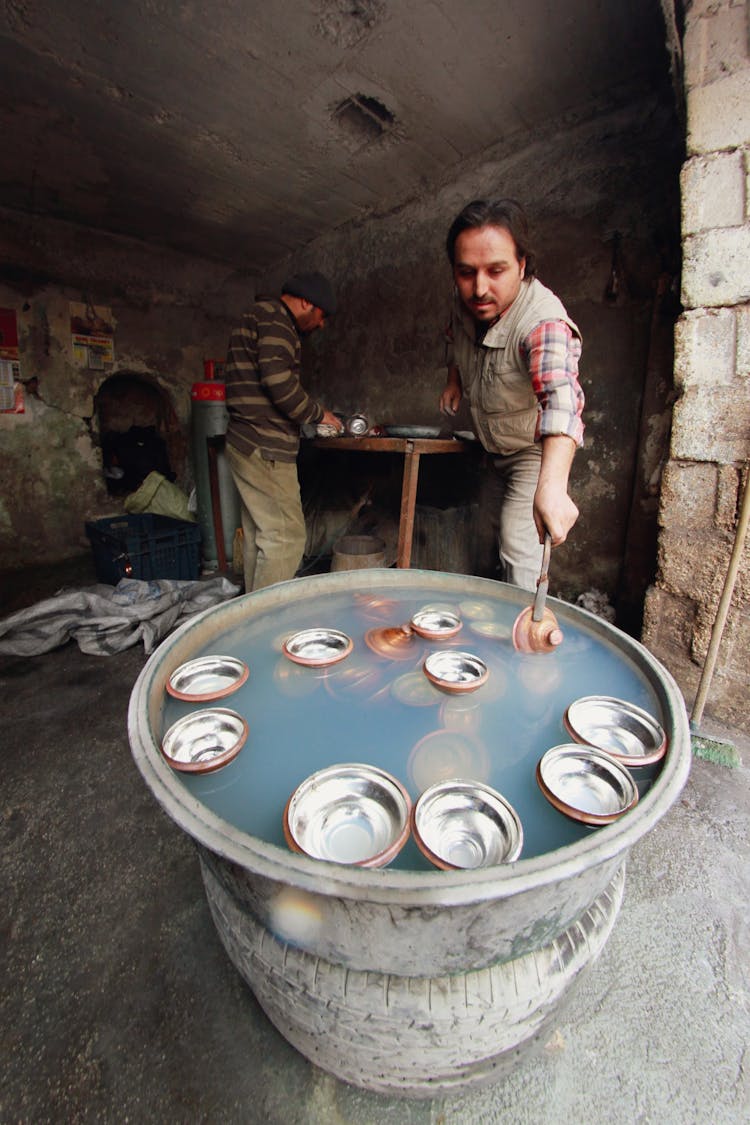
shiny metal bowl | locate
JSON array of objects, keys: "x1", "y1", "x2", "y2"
[
  {"x1": 412, "y1": 779, "x2": 523, "y2": 870},
  {"x1": 165, "y1": 654, "x2": 249, "y2": 702},
  {"x1": 536, "y1": 744, "x2": 639, "y2": 826},
  {"x1": 423, "y1": 650, "x2": 489, "y2": 694},
  {"x1": 282, "y1": 627, "x2": 353, "y2": 667},
  {"x1": 410, "y1": 606, "x2": 462, "y2": 640},
  {"x1": 161, "y1": 708, "x2": 248, "y2": 774},
  {"x1": 564, "y1": 695, "x2": 667, "y2": 767},
  {"x1": 283, "y1": 764, "x2": 411, "y2": 868}
]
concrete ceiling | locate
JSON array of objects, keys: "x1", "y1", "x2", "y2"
[{"x1": 0, "y1": 1, "x2": 671, "y2": 272}]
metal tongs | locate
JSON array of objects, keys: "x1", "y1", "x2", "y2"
[{"x1": 511, "y1": 532, "x2": 564, "y2": 654}]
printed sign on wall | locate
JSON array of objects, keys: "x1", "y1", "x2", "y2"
[
  {"x1": 70, "y1": 301, "x2": 115, "y2": 368},
  {"x1": 0, "y1": 307, "x2": 24, "y2": 413}
]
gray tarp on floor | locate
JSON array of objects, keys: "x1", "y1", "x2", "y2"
[{"x1": 0, "y1": 576, "x2": 240, "y2": 656}]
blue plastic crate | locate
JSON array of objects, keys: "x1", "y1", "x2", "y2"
[{"x1": 85, "y1": 513, "x2": 202, "y2": 584}]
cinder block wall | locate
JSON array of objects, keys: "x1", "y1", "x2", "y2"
[{"x1": 642, "y1": 0, "x2": 750, "y2": 731}]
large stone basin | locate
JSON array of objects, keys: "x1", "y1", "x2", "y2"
[{"x1": 128, "y1": 570, "x2": 691, "y2": 1096}]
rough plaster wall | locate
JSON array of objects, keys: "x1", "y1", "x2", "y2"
[
  {"x1": 0, "y1": 214, "x2": 254, "y2": 572},
  {"x1": 642, "y1": 0, "x2": 750, "y2": 732},
  {"x1": 278, "y1": 97, "x2": 681, "y2": 608},
  {"x1": 0, "y1": 91, "x2": 681, "y2": 624}
]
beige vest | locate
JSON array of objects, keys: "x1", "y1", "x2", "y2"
[{"x1": 451, "y1": 278, "x2": 580, "y2": 455}]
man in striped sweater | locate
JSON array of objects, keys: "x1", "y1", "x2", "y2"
[{"x1": 225, "y1": 272, "x2": 343, "y2": 592}]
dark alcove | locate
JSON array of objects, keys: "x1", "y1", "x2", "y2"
[{"x1": 94, "y1": 373, "x2": 185, "y2": 495}]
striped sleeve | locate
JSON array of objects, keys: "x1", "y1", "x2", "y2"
[
  {"x1": 521, "y1": 320, "x2": 585, "y2": 446},
  {"x1": 255, "y1": 309, "x2": 323, "y2": 423},
  {"x1": 225, "y1": 299, "x2": 324, "y2": 461}
]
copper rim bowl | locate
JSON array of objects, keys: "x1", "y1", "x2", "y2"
[
  {"x1": 161, "y1": 707, "x2": 248, "y2": 774},
  {"x1": 410, "y1": 607, "x2": 462, "y2": 640},
  {"x1": 283, "y1": 763, "x2": 412, "y2": 868},
  {"x1": 423, "y1": 650, "x2": 488, "y2": 694},
  {"x1": 536, "y1": 743, "x2": 639, "y2": 826},
  {"x1": 165, "y1": 654, "x2": 249, "y2": 702},
  {"x1": 563, "y1": 695, "x2": 667, "y2": 767},
  {"x1": 282, "y1": 627, "x2": 353, "y2": 667},
  {"x1": 364, "y1": 624, "x2": 416, "y2": 660},
  {"x1": 412, "y1": 779, "x2": 523, "y2": 870}
]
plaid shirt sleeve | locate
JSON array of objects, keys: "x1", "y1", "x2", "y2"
[{"x1": 521, "y1": 320, "x2": 585, "y2": 446}]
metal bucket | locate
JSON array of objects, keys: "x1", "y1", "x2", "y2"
[
  {"x1": 331, "y1": 534, "x2": 386, "y2": 571},
  {"x1": 128, "y1": 570, "x2": 691, "y2": 1097}
]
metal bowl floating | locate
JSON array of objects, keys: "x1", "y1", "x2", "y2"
[
  {"x1": 564, "y1": 696, "x2": 668, "y2": 768},
  {"x1": 423, "y1": 649, "x2": 488, "y2": 694},
  {"x1": 165, "y1": 654, "x2": 249, "y2": 702},
  {"x1": 410, "y1": 606, "x2": 462, "y2": 640},
  {"x1": 364, "y1": 623, "x2": 416, "y2": 661},
  {"x1": 536, "y1": 744, "x2": 639, "y2": 826},
  {"x1": 283, "y1": 763, "x2": 412, "y2": 868},
  {"x1": 161, "y1": 708, "x2": 248, "y2": 774},
  {"x1": 282, "y1": 627, "x2": 353, "y2": 667},
  {"x1": 412, "y1": 779, "x2": 523, "y2": 870}
]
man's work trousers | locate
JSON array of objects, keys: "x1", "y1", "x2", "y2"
[
  {"x1": 226, "y1": 445, "x2": 307, "y2": 592},
  {"x1": 480, "y1": 445, "x2": 544, "y2": 593}
]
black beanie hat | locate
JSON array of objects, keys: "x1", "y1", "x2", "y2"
[{"x1": 282, "y1": 271, "x2": 337, "y2": 316}]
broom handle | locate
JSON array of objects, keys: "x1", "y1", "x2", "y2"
[{"x1": 691, "y1": 466, "x2": 750, "y2": 726}]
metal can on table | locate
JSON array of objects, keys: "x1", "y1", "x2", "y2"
[{"x1": 346, "y1": 413, "x2": 369, "y2": 436}]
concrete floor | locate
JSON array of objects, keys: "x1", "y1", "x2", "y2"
[{"x1": 2, "y1": 574, "x2": 749, "y2": 1124}]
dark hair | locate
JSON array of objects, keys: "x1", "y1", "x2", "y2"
[{"x1": 445, "y1": 199, "x2": 537, "y2": 277}]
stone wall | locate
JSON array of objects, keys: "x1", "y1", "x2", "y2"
[
  {"x1": 0, "y1": 208, "x2": 251, "y2": 572},
  {"x1": 642, "y1": 0, "x2": 750, "y2": 731},
  {"x1": 281, "y1": 98, "x2": 682, "y2": 613},
  {"x1": 0, "y1": 93, "x2": 682, "y2": 632}
]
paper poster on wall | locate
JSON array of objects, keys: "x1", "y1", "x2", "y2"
[
  {"x1": 70, "y1": 301, "x2": 115, "y2": 369},
  {"x1": 0, "y1": 307, "x2": 24, "y2": 413}
]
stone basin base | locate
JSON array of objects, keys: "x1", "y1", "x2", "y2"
[{"x1": 202, "y1": 852, "x2": 625, "y2": 1097}]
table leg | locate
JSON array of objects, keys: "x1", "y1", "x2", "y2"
[
  {"x1": 206, "y1": 438, "x2": 227, "y2": 572},
  {"x1": 397, "y1": 443, "x2": 420, "y2": 568}
]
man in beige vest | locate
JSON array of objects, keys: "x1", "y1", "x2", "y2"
[{"x1": 439, "y1": 199, "x2": 584, "y2": 591}]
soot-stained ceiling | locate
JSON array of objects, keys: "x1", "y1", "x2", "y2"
[{"x1": 0, "y1": 1, "x2": 673, "y2": 272}]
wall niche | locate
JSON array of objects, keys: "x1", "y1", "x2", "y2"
[{"x1": 94, "y1": 372, "x2": 186, "y2": 496}]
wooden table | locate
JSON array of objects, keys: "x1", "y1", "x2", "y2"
[{"x1": 312, "y1": 435, "x2": 470, "y2": 568}]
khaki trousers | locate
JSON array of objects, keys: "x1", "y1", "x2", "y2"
[
  {"x1": 226, "y1": 445, "x2": 307, "y2": 592},
  {"x1": 480, "y1": 445, "x2": 544, "y2": 592}
]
